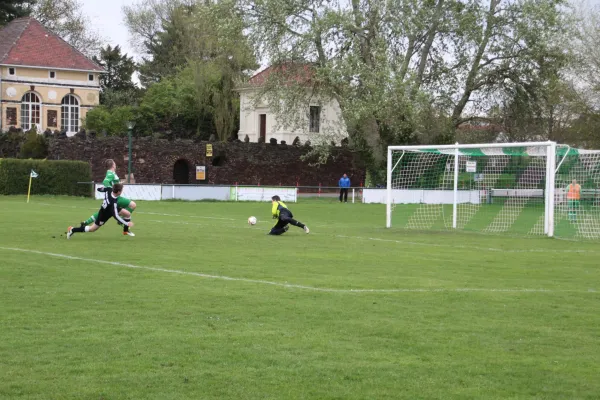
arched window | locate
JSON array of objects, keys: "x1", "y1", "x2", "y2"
[
  {"x1": 20, "y1": 92, "x2": 40, "y2": 131},
  {"x1": 61, "y1": 95, "x2": 80, "y2": 134}
]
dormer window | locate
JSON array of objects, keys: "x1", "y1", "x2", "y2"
[
  {"x1": 49, "y1": 71, "x2": 56, "y2": 79},
  {"x1": 88, "y1": 74, "x2": 94, "y2": 81},
  {"x1": 8, "y1": 67, "x2": 15, "y2": 76}
]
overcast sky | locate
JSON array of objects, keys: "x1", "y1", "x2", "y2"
[{"x1": 81, "y1": 0, "x2": 138, "y2": 59}]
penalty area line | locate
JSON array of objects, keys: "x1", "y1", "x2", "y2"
[{"x1": 0, "y1": 246, "x2": 591, "y2": 294}]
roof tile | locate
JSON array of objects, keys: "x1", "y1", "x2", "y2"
[{"x1": 0, "y1": 17, "x2": 103, "y2": 72}]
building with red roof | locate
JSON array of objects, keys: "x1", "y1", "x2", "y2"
[
  {"x1": 0, "y1": 17, "x2": 104, "y2": 135},
  {"x1": 237, "y1": 64, "x2": 347, "y2": 144}
]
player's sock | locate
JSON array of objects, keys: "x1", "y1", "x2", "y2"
[
  {"x1": 72, "y1": 226, "x2": 89, "y2": 233},
  {"x1": 83, "y1": 216, "x2": 95, "y2": 225},
  {"x1": 290, "y1": 219, "x2": 305, "y2": 229},
  {"x1": 123, "y1": 218, "x2": 131, "y2": 232}
]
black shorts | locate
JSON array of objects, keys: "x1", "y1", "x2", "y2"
[
  {"x1": 279, "y1": 209, "x2": 293, "y2": 220},
  {"x1": 95, "y1": 209, "x2": 113, "y2": 226}
]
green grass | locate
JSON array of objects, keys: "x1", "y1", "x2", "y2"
[{"x1": 1, "y1": 196, "x2": 600, "y2": 399}]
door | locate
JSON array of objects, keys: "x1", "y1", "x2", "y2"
[{"x1": 259, "y1": 114, "x2": 266, "y2": 142}]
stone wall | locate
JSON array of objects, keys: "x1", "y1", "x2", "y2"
[{"x1": 48, "y1": 137, "x2": 365, "y2": 187}]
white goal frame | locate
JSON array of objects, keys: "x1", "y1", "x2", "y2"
[{"x1": 386, "y1": 141, "x2": 557, "y2": 236}]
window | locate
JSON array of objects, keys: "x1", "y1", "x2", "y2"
[
  {"x1": 20, "y1": 92, "x2": 41, "y2": 131},
  {"x1": 88, "y1": 74, "x2": 94, "y2": 81},
  {"x1": 309, "y1": 106, "x2": 321, "y2": 133},
  {"x1": 6, "y1": 107, "x2": 17, "y2": 125},
  {"x1": 49, "y1": 71, "x2": 56, "y2": 79},
  {"x1": 47, "y1": 110, "x2": 58, "y2": 127},
  {"x1": 61, "y1": 94, "x2": 80, "y2": 134},
  {"x1": 8, "y1": 67, "x2": 15, "y2": 76}
]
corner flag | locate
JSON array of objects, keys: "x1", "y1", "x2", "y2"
[{"x1": 27, "y1": 170, "x2": 38, "y2": 203}]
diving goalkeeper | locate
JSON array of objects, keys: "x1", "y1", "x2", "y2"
[{"x1": 268, "y1": 195, "x2": 309, "y2": 235}]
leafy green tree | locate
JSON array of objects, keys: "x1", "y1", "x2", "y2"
[
  {"x1": 124, "y1": 0, "x2": 193, "y2": 86},
  {"x1": 123, "y1": 0, "x2": 257, "y2": 139},
  {"x1": 242, "y1": 0, "x2": 574, "y2": 172},
  {"x1": 84, "y1": 106, "x2": 135, "y2": 136},
  {"x1": 137, "y1": 67, "x2": 213, "y2": 137},
  {"x1": 182, "y1": 0, "x2": 257, "y2": 140},
  {"x1": 92, "y1": 45, "x2": 140, "y2": 107}
]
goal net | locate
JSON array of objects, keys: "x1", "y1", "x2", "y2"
[
  {"x1": 553, "y1": 147, "x2": 600, "y2": 239},
  {"x1": 386, "y1": 142, "x2": 600, "y2": 239}
]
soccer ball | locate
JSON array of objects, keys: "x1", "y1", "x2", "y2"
[{"x1": 248, "y1": 216, "x2": 257, "y2": 225}]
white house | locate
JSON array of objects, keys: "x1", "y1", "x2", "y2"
[{"x1": 237, "y1": 65, "x2": 347, "y2": 144}]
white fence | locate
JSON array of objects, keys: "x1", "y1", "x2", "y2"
[
  {"x1": 94, "y1": 184, "x2": 298, "y2": 202},
  {"x1": 362, "y1": 189, "x2": 483, "y2": 204},
  {"x1": 92, "y1": 184, "x2": 600, "y2": 205}
]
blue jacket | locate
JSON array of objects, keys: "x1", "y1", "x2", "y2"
[{"x1": 339, "y1": 177, "x2": 351, "y2": 188}]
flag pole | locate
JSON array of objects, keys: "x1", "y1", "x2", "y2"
[{"x1": 27, "y1": 173, "x2": 33, "y2": 203}]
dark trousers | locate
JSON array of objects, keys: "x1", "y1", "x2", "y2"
[
  {"x1": 269, "y1": 212, "x2": 305, "y2": 235},
  {"x1": 339, "y1": 188, "x2": 349, "y2": 202}
]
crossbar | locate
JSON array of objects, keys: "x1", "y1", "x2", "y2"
[{"x1": 388, "y1": 141, "x2": 555, "y2": 151}]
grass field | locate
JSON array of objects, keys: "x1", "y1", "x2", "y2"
[{"x1": 1, "y1": 196, "x2": 600, "y2": 399}]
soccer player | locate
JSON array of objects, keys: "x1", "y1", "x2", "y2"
[
  {"x1": 268, "y1": 195, "x2": 309, "y2": 235},
  {"x1": 566, "y1": 178, "x2": 581, "y2": 221},
  {"x1": 82, "y1": 159, "x2": 136, "y2": 236},
  {"x1": 68, "y1": 184, "x2": 133, "y2": 238}
]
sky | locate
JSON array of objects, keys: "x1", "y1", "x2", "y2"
[{"x1": 81, "y1": 0, "x2": 139, "y2": 59}]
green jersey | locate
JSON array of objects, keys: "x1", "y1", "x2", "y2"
[{"x1": 103, "y1": 170, "x2": 120, "y2": 188}]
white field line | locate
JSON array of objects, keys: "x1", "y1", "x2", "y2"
[
  {"x1": 5, "y1": 201, "x2": 600, "y2": 254},
  {"x1": 1, "y1": 246, "x2": 592, "y2": 294}
]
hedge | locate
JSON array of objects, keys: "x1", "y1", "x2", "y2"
[{"x1": 0, "y1": 159, "x2": 92, "y2": 196}]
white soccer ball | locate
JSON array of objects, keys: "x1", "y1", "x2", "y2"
[{"x1": 248, "y1": 216, "x2": 257, "y2": 225}]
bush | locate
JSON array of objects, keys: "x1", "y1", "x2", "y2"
[
  {"x1": 19, "y1": 127, "x2": 48, "y2": 159},
  {"x1": 269, "y1": 138, "x2": 277, "y2": 145},
  {"x1": 84, "y1": 106, "x2": 134, "y2": 136},
  {"x1": 0, "y1": 130, "x2": 26, "y2": 158},
  {"x1": 0, "y1": 159, "x2": 92, "y2": 196}
]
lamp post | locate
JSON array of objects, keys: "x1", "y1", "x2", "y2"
[{"x1": 126, "y1": 121, "x2": 135, "y2": 183}]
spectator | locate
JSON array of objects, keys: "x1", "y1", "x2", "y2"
[
  {"x1": 338, "y1": 173, "x2": 351, "y2": 202},
  {"x1": 566, "y1": 178, "x2": 581, "y2": 221}
]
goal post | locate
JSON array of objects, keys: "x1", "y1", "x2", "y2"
[{"x1": 385, "y1": 141, "x2": 600, "y2": 239}]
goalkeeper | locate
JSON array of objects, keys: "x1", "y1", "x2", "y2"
[
  {"x1": 81, "y1": 159, "x2": 137, "y2": 236},
  {"x1": 566, "y1": 179, "x2": 581, "y2": 222},
  {"x1": 268, "y1": 195, "x2": 309, "y2": 235}
]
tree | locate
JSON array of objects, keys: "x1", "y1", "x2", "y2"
[
  {"x1": 572, "y1": 4, "x2": 600, "y2": 109},
  {"x1": 32, "y1": 0, "x2": 103, "y2": 57},
  {"x1": 85, "y1": 106, "x2": 135, "y2": 136},
  {"x1": 140, "y1": 67, "x2": 217, "y2": 137},
  {"x1": 0, "y1": 0, "x2": 31, "y2": 26},
  {"x1": 242, "y1": 0, "x2": 573, "y2": 172},
  {"x1": 123, "y1": 0, "x2": 257, "y2": 139},
  {"x1": 93, "y1": 45, "x2": 140, "y2": 107},
  {"x1": 123, "y1": 0, "x2": 194, "y2": 86},
  {"x1": 182, "y1": 0, "x2": 257, "y2": 140}
]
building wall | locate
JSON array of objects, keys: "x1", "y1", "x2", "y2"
[
  {"x1": 238, "y1": 89, "x2": 347, "y2": 145},
  {"x1": 0, "y1": 65, "x2": 100, "y2": 135}
]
